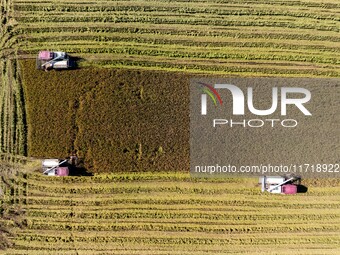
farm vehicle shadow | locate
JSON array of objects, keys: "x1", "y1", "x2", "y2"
[
  {"x1": 68, "y1": 56, "x2": 84, "y2": 69},
  {"x1": 68, "y1": 158, "x2": 93, "y2": 176},
  {"x1": 297, "y1": 185, "x2": 308, "y2": 193},
  {"x1": 68, "y1": 165, "x2": 93, "y2": 176}
]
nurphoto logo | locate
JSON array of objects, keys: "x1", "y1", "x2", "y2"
[{"x1": 198, "y1": 83, "x2": 312, "y2": 128}]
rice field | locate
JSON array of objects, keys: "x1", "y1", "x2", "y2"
[
  {"x1": 20, "y1": 60, "x2": 189, "y2": 173},
  {"x1": 1, "y1": 0, "x2": 340, "y2": 155},
  {"x1": 0, "y1": 0, "x2": 27, "y2": 156},
  {"x1": 1, "y1": 172, "x2": 340, "y2": 254},
  {"x1": 1, "y1": 0, "x2": 340, "y2": 254},
  {"x1": 8, "y1": 0, "x2": 340, "y2": 76},
  {"x1": 0, "y1": 59, "x2": 26, "y2": 156}
]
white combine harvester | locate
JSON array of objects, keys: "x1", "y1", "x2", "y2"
[
  {"x1": 42, "y1": 159, "x2": 69, "y2": 176},
  {"x1": 259, "y1": 175, "x2": 301, "y2": 194},
  {"x1": 36, "y1": 51, "x2": 70, "y2": 70}
]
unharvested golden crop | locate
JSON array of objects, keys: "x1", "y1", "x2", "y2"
[{"x1": 21, "y1": 60, "x2": 190, "y2": 173}]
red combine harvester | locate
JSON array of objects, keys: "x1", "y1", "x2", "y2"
[
  {"x1": 36, "y1": 51, "x2": 70, "y2": 70},
  {"x1": 259, "y1": 176, "x2": 301, "y2": 194},
  {"x1": 42, "y1": 159, "x2": 69, "y2": 176}
]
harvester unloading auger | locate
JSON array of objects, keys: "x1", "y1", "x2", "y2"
[{"x1": 259, "y1": 175, "x2": 302, "y2": 194}]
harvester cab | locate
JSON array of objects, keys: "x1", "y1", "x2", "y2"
[
  {"x1": 259, "y1": 175, "x2": 301, "y2": 194},
  {"x1": 36, "y1": 51, "x2": 70, "y2": 70}
]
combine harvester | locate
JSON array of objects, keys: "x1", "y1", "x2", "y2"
[
  {"x1": 36, "y1": 51, "x2": 70, "y2": 70},
  {"x1": 259, "y1": 175, "x2": 301, "y2": 194},
  {"x1": 42, "y1": 159, "x2": 69, "y2": 176}
]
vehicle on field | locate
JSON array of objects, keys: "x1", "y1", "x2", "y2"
[
  {"x1": 259, "y1": 175, "x2": 301, "y2": 194},
  {"x1": 36, "y1": 51, "x2": 70, "y2": 70},
  {"x1": 42, "y1": 158, "x2": 70, "y2": 176}
]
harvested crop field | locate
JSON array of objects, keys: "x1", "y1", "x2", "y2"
[
  {"x1": 1, "y1": 0, "x2": 340, "y2": 254},
  {"x1": 9, "y1": 0, "x2": 340, "y2": 76},
  {"x1": 20, "y1": 60, "x2": 190, "y2": 173},
  {"x1": 1, "y1": 172, "x2": 340, "y2": 254}
]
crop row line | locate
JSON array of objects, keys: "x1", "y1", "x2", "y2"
[
  {"x1": 25, "y1": 184, "x2": 260, "y2": 195},
  {"x1": 26, "y1": 221, "x2": 340, "y2": 234},
  {"x1": 25, "y1": 173, "x2": 239, "y2": 183},
  {"x1": 26, "y1": 210, "x2": 340, "y2": 221},
  {"x1": 14, "y1": 6, "x2": 340, "y2": 22},
  {"x1": 16, "y1": 233, "x2": 340, "y2": 245},
  {"x1": 20, "y1": 34, "x2": 340, "y2": 53},
  {"x1": 15, "y1": 16, "x2": 340, "y2": 33},
  {"x1": 12, "y1": 0, "x2": 340, "y2": 9},
  {"x1": 93, "y1": 59, "x2": 340, "y2": 77},
  {"x1": 13, "y1": 25, "x2": 340, "y2": 43}
]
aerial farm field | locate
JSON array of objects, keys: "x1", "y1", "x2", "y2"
[
  {"x1": 0, "y1": 0, "x2": 340, "y2": 254},
  {"x1": 11, "y1": 0, "x2": 340, "y2": 76},
  {"x1": 1, "y1": 0, "x2": 340, "y2": 158},
  {"x1": 1, "y1": 172, "x2": 340, "y2": 254}
]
